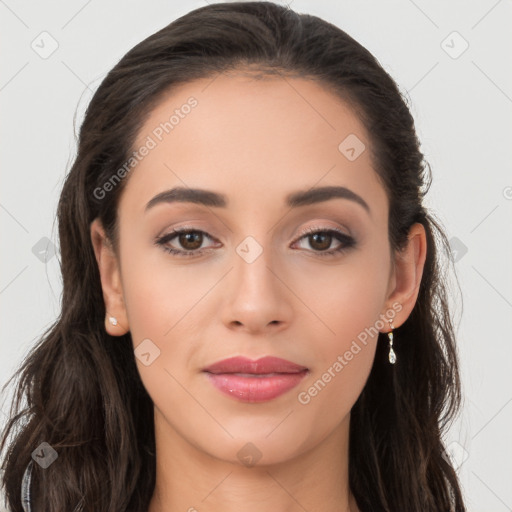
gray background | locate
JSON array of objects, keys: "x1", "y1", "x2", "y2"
[{"x1": 1, "y1": 1, "x2": 511, "y2": 510}]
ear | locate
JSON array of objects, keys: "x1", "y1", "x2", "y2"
[
  {"x1": 90, "y1": 218, "x2": 129, "y2": 336},
  {"x1": 380, "y1": 223, "x2": 427, "y2": 331}
]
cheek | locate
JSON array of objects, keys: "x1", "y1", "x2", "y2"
[
  {"x1": 120, "y1": 261, "x2": 201, "y2": 423},
  {"x1": 118, "y1": 239, "x2": 200, "y2": 386},
  {"x1": 293, "y1": 261, "x2": 385, "y2": 428},
  {"x1": 120, "y1": 234, "x2": 205, "y2": 339},
  {"x1": 292, "y1": 245, "x2": 389, "y2": 404},
  {"x1": 295, "y1": 338, "x2": 376, "y2": 445},
  {"x1": 292, "y1": 248, "x2": 390, "y2": 350}
]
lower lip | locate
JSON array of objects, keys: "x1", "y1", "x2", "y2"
[{"x1": 204, "y1": 371, "x2": 308, "y2": 403}]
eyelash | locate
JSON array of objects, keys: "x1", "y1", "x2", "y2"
[{"x1": 154, "y1": 225, "x2": 356, "y2": 259}]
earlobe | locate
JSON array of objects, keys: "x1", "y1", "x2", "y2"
[
  {"x1": 90, "y1": 218, "x2": 130, "y2": 336},
  {"x1": 381, "y1": 222, "x2": 427, "y2": 330}
]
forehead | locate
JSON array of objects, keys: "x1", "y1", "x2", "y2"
[
  {"x1": 119, "y1": 72, "x2": 386, "y2": 219},
  {"x1": 134, "y1": 71, "x2": 368, "y2": 153}
]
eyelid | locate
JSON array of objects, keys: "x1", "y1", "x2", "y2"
[
  {"x1": 156, "y1": 226, "x2": 219, "y2": 247},
  {"x1": 155, "y1": 222, "x2": 356, "y2": 258},
  {"x1": 290, "y1": 224, "x2": 355, "y2": 255},
  {"x1": 293, "y1": 224, "x2": 351, "y2": 240},
  {"x1": 157, "y1": 223, "x2": 350, "y2": 244}
]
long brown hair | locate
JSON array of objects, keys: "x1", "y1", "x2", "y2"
[{"x1": 1, "y1": 2, "x2": 466, "y2": 510}]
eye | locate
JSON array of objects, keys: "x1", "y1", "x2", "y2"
[
  {"x1": 154, "y1": 228, "x2": 219, "y2": 257},
  {"x1": 292, "y1": 226, "x2": 356, "y2": 257},
  {"x1": 154, "y1": 225, "x2": 356, "y2": 258}
]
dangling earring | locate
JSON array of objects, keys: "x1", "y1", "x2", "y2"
[
  {"x1": 387, "y1": 320, "x2": 396, "y2": 364},
  {"x1": 108, "y1": 315, "x2": 118, "y2": 326}
]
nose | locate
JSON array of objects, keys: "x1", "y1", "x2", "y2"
[{"x1": 219, "y1": 237, "x2": 294, "y2": 335}]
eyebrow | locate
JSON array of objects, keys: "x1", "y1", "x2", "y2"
[{"x1": 144, "y1": 185, "x2": 370, "y2": 215}]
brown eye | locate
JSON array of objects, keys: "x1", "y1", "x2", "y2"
[
  {"x1": 155, "y1": 228, "x2": 219, "y2": 257},
  {"x1": 293, "y1": 228, "x2": 356, "y2": 257},
  {"x1": 177, "y1": 231, "x2": 203, "y2": 250},
  {"x1": 307, "y1": 232, "x2": 332, "y2": 251}
]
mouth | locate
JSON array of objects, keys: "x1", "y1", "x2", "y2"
[
  {"x1": 202, "y1": 355, "x2": 308, "y2": 375},
  {"x1": 202, "y1": 356, "x2": 309, "y2": 403}
]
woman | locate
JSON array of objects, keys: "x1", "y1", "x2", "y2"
[{"x1": 0, "y1": 2, "x2": 466, "y2": 511}]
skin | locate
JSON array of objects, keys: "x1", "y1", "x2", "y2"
[{"x1": 91, "y1": 71, "x2": 426, "y2": 512}]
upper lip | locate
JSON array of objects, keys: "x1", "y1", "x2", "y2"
[{"x1": 203, "y1": 356, "x2": 308, "y2": 374}]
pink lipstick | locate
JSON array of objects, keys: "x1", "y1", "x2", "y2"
[{"x1": 202, "y1": 356, "x2": 308, "y2": 403}]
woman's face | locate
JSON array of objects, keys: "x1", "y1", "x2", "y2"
[{"x1": 95, "y1": 72, "x2": 404, "y2": 466}]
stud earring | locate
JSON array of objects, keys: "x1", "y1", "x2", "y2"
[
  {"x1": 387, "y1": 320, "x2": 396, "y2": 364},
  {"x1": 108, "y1": 316, "x2": 118, "y2": 326}
]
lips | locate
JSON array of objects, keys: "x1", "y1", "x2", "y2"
[
  {"x1": 202, "y1": 356, "x2": 309, "y2": 403},
  {"x1": 203, "y1": 356, "x2": 308, "y2": 375}
]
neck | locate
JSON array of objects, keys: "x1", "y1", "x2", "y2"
[{"x1": 148, "y1": 407, "x2": 360, "y2": 512}]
